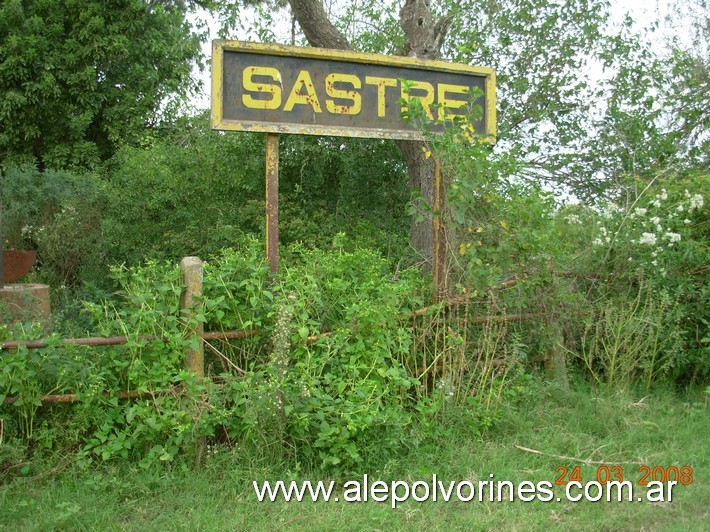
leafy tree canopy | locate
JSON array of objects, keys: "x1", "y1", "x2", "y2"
[
  {"x1": 0, "y1": 0, "x2": 203, "y2": 169},
  {"x1": 225, "y1": 0, "x2": 707, "y2": 200}
]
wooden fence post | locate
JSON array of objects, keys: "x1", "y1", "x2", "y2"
[{"x1": 179, "y1": 256, "x2": 204, "y2": 378}]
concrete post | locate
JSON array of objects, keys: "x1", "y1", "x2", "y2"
[
  {"x1": 179, "y1": 256, "x2": 204, "y2": 378},
  {"x1": 179, "y1": 256, "x2": 207, "y2": 469}
]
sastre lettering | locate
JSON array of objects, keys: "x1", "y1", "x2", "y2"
[{"x1": 241, "y1": 66, "x2": 471, "y2": 121}]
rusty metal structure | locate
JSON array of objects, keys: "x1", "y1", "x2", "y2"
[
  {"x1": 0, "y1": 329, "x2": 260, "y2": 352},
  {"x1": 211, "y1": 41, "x2": 496, "y2": 291},
  {"x1": 265, "y1": 133, "x2": 280, "y2": 273},
  {"x1": 0, "y1": 168, "x2": 4, "y2": 286},
  {"x1": 0, "y1": 327, "x2": 332, "y2": 405}
]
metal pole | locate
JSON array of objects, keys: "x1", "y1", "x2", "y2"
[
  {"x1": 432, "y1": 159, "x2": 446, "y2": 301},
  {"x1": 0, "y1": 167, "x2": 4, "y2": 287},
  {"x1": 265, "y1": 133, "x2": 280, "y2": 274}
]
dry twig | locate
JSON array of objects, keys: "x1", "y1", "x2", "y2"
[
  {"x1": 204, "y1": 339, "x2": 246, "y2": 375},
  {"x1": 513, "y1": 444, "x2": 646, "y2": 465}
]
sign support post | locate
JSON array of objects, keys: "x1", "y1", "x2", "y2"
[
  {"x1": 0, "y1": 168, "x2": 4, "y2": 287},
  {"x1": 265, "y1": 133, "x2": 280, "y2": 274},
  {"x1": 432, "y1": 159, "x2": 446, "y2": 300}
]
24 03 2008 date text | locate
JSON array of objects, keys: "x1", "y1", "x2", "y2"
[{"x1": 555, "y1": 465, "x2": 694, "y2": 486}]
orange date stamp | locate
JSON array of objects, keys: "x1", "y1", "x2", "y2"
[{"x1": 555, "y1": 465, "x2": 694, "y2": 486}]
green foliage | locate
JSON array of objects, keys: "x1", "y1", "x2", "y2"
[
  {"x1": 1, "y1": 164, "x2": 107, "y2": 286},
  {"x1": 100, "y1": 124, "x2": 264, "y2": 265},
  {"x1": 0, "y1": 259, "x2": 205, "y2": 465},
  {"x1": 74, "y1": 261, "x2": 207, "y2": 466},
  {"x1": 587, "y1": 173, "x2": 709, "y2": 384},
  {"x1": 1, "y1": 0, "x2": 708, "y2": 484},
  {"x1": 0, "y1": 0, "x2": 203, "y2": 168},
  {"x1": 2, "y1": 382, "x2": 708, "y2": 529},
  {"x1": 100, "y1": 118, "x2": 409, "y2": 266},
  {"x1": 202, "y1": 240, "x2": 425, "y2": 470},
  {"x1": 663, "y1": 0, "x2": 709, "y2": 166},
  {"x1": 0, "y1": 236, "x2": 537, "y2": 473},
  {"x1": 577, "y1": 285, "x2": 675, "y2": 390},
  {"x1": 1, "y1": 115, "x2": 410, "y2": 291},
  {"x1": 273, "y1": 245, "x2": 421, "y2": 468},
  {"x1": 0, "y1": 179, "x2": 705, "y2": 474},
  {"x1": 413, "y1": 108, "x2": 706, "y2": 389}
]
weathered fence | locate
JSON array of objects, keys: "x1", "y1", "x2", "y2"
[{"x1": 1, "y1": 257, "x2": 574, "y2": 405}]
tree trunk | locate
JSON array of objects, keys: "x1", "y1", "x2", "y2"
[
  {"x1": 396, "y1": 138, "x2": 434, "y2": 267},
  {"x1": 287, "y1": 0, "x2": 453, "y2": 270}
]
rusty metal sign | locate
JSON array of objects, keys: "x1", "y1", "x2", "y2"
[{"x1": 211, "y1": 41, "x2": 496, "y2": 140}]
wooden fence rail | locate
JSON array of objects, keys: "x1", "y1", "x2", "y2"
[
  {"x1": 1, "y1": 259, "x2": 579, "y2": 405},
  {"x1": 0, "y1": 329, "x2": 260, "y2": 352}
]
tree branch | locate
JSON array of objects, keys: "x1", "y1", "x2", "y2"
[
  {"x1": 399, "y1": 0, "x2": 452, "y2": 59},
  {"x1": 286, "y1": 0, "x2": 351, "y2": 50}
]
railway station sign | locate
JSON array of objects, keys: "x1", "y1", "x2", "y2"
[{"x1": 211, "y1": 41, "x2": 496, "y2": 141}]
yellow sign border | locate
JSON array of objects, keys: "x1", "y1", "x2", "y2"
[{"x1": 211, "y1": 40, "x2": 496, "y2": 141}]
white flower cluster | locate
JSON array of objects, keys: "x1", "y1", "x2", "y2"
[
  {"x1": 664, "y1": 232, "x2": 682, "y2": 247},
  {"x1": 593, "y1": 223, "x2": 614, "y2": 246},
  {"x1": 15, "y1": 224, "x2": 45, "y2": 245},
  {"x1": 647, "y1": 215, "x2": 662, "y2": 232},
  {"x1": 594, "y1": 187, "x2": 705, "y2": 268},
  {"x1": 593, "y1": 187, "x2": 702, "y2": 275},
  {"x1": 667, "y1": 232, "x2": 681, "y2": 242},
  {"x1": 638, "y1": 232, "x2": 657, "y2": 246},
  {"x1": 206, "y1": 444, "x2": 219, "y2": 457},
  {"x1": 689, "y1": 193, "x2": 704, "y2": 211},
  {"x1": 301, "y1": 382, "x2": 311, "y2": 398},
  {"x1": 650, "y1": 189, "x2": 667, "y2": 207},
  {"x1": 252, "y1": 385, "x2": 284, "y2": 418}
]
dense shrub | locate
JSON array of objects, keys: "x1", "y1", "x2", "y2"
[
  {"x1": 1, "y1": 164, "x2": 108, "y2": 287},
  {"x1": 1, "y1": 235, "x2": 548, "y2": 472},
  {"x1": 586, "y1": 173, "x2": 709, "y2": 385},
  {"x1": 1, "y1": 117, "x2": 411, "y2": 312}
]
